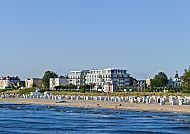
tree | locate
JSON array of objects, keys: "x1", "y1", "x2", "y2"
[
  {"x1": 32, "y1": 83, "x2": 37, "y2": 88},
  {"x1": 67, "y1": 84, "x2": 77, "y2": 89},
  {"x1": 181, "y1": 67, "x2": 190, "y2": 92},
  {"x1": 152, "y1": 72, "x2": 168, "y2": 90},
  {"x1": 55, "y1": 84, "x2": 77, "y2": 90},
  {"x1": 79, "y1": 84, "x2": 90, "y2": 90},
  {"x1": 42, "y1": 71, "x2": 58, "y2": 88}
]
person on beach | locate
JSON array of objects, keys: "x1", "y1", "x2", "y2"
[
  {"x1": 97, "y1": 104, "x2": 100, "y2": 108},
  {"x1": 115, "y1": 105, "x2": 117, "y2": 109}
]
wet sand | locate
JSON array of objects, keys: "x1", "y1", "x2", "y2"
[{"x1": 0, "y1": 98, "x2": 190, "y2": 113}]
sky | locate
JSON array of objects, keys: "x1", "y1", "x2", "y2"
[{"x1": 0, "y1": 0, "x2": 190, "y2": 79}]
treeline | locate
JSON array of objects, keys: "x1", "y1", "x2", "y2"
[{"x1": 146, "y1": 66, "x2": 190, "y2": 93}]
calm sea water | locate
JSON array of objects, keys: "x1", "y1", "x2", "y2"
[{"x1": 0, "y1": 103, "x2": 190, "y2": 134}]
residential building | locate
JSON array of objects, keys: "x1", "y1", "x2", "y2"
[
  {"x1": 68, "y1": 68, "x2": 130, "y2": 92},
  {"x1": 146, "y1": 77, "x2": 152, "y2": 88},
  {"x1": 128, "y1": 77, "x2": 151, "y2": 92},
  {"x1": 129, "y1": 77, "x2": 138, "y2": 91},
  {"x1": 25, "y1": 78, "x2": 43, "y2": 88},
  {"x1": 137, "y1": 80, "x2": 147, "y2": 92},
  {"x1": 173, "y1": 71, "x2": 181, "y2": 87},
  {"x1": 68, "y1": 70, "x2": 90, "y2": 86},
  {"x1": 0, "y1": 76, "x2": 20, "y2": 89},
  {"x1": 19, "y1": 81, "x2": 25, "y2": 89},
  {"x1": 103, "y1": 81, "x2": 118, "y2": 93},
  {"x1": 168, "y1": 71, "x2": 181, "y2": 88},
  {"x1": 50, "y1": 77, "x2": 69, "y2": 90}
]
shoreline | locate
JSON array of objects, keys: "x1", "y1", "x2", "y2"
[{"x1": 0, "y1": 98, "x2": 190, "y2": 114}]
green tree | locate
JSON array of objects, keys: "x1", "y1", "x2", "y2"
[
  {"x1": 32, "y1": 83, "x2": 37, "y2": 88},
  {"x1": 166, "y1": 85, "x2": 175, "y2": 93},
  {"x1": 79, "y1": 84, "x2": 90, "y2": 90},
  {"x1": 42, "y1": 71, "x2": 58, "y2": 88},
  {"x1": 67, "y1": 84, "x2": 77, "y2": 89},
  {"x1": 181, "y1": 67, "x2": 190, "y2": 92},
  {"x1": 152, "y1": 72, "x2": 168, "y2": 90}
]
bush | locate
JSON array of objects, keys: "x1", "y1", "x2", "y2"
[
  {"x1": 17, "y1": 88, "x2": 36, "y2": 94},
  {"x1": 0, "y1": 89, "x2": 12, "y2": 93},
  {"x1": 181, "y1": 88, "x2": 190, "y2": 93},
  {"x1": 55, "y1": 84, "x2": 77, "y2": 90},
  {"x1": 79, "y1": 88, "x2": 86, "y2": 93}
]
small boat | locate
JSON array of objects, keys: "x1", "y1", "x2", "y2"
[{"x1": 55, "y1": 100, "x2": 66, "y2": 103}]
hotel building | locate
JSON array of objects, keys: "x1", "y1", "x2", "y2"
[
  {"x1": 68, "y1": 68, "x2": 130, "y2": 92},
  {"x1": 68, "y1": 70, "x2": 90, "y2": 86}
]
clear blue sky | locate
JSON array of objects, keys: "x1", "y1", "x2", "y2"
[{"x1": 0, "y1": 0, "x2": 190, "y2": 79}]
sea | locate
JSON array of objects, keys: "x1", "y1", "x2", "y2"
[{"x1": 0, "y1": 103, "x2": 190, "y2": 134}]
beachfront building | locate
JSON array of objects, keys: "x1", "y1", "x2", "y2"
[
  {"x1": 85, "y1": 69, "x2": 104, "y2": 91},
  {"x1": 49, "y1": 77, "x2": 69, "y2": 90},
  {"x1": 68, "y1": 70, "x2": 90, "y2": 86},
  {"x1": 25, "y1": 78, "x2": 43, "y2": 88},
  {"x1": 168, "y1": 71, "x2": 182, "y2": 88},
  {"x1": 103, "y1": 81, "x2": 119, "y2": 93},
  {"x1": 0, "y1": 76, "x2": 20, "y2": 89},
  {"x1": 146, "y1": 77, "x2": 152, "y2": 88},
  {"x1": 68, "y1": 68, "x2": 130, "y2": 92},
  {"x1": 137, "y1": 80, "x2": 147, "y2": 92},
  {"x1": 19, "y1": 81, "x2": 25, "y2": 89},
  {"x1": 128, "y1": 77, "x2": 138, "y2": 91},
  {"x1": 86, "y1": 68, "x2": 130, "y2": 92},
  {"x1": 173, "y1": 71, "x2": 181, "y2": 87}
]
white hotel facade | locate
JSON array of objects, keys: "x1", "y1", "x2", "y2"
[
  {"x1": 68, "y1": 70, "x2": 90, "y2": 86},
  {"x1": 68, "y1": 68, "x2": 130, "y2": 92}
]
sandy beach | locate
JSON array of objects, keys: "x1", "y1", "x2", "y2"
[{"x1": 0, "y1": 98, "x2": 190, "y2": 113}]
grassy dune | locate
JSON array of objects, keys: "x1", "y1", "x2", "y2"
[
  {"x1": 49, "y1": 90, "x2": 190, "y2": 97},
  {"x1": 1, "y1": 88, "x2": 190, "y2": 97}
]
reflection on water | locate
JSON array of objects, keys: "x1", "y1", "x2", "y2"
[{"x1": 0, "y1": 103, "x2": 190, "y2": 134}]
